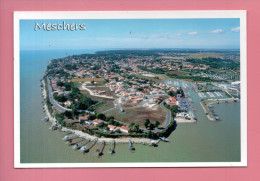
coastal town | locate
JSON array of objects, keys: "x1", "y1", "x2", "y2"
[{"x1": 41, "y1": 49, "x2": 240, "y2": 154}]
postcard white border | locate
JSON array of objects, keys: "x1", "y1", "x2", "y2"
[{"x1": 14, "y1": 10, "x2": 247, "y2": 168}]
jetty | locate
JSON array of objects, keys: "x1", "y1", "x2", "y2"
[
  {"x1": 207, "y1": 92, "x2": 215, "y2": 98},
  {"x1": 129, "y1": 139, "x2": 135, "y2": 151},
  {"x1": 60, "y1": 131, "x2": 72, "y2": 136},
  {"x1": 80, "y1": 138, "x2": 97, "y2": 153},
  {"x1": 63, "y1": 134, "x2": 78, "y2": 141},
  {"x1": 108, "y1": 140, "x2": 115, "y2": 154},
  {"x1": 72, "y1": 139, "x2": 90, "y2": 150},
  {"x1": 96, "y1": 141, "x2": 105, "y2": 156},
  {"x1": 67, "y1": 137, "x2": 84, "y2": 146}
]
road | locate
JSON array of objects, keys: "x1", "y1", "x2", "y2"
[
  {"x1": 102, "y1": 98, "x2": 123, "y2": 114},
  {"x1": 46, "y1": 78, "x2": 72, "y2": 112},
  {"x1": 47, "y1": 77, "x2": 172, "y2": 133}
]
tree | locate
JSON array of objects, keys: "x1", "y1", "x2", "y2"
[
  {"x1": 114, "y1": 129, "x2": 121, "y2": 133},
  {"x1": 88, "y1": 114, "x2": 96, "y2": 120},
  {"x1": 71, "y1": 104, "x2": 78, "y2": 117},
  {"x1": 96, "y1": 113, "x2": 106, "y2": 120},
  {"x1": 106, "y1": 116, "x2": 115, "y2": 122},
  {"x1": 147, "y1": 130, "x2": 155, "y2": 139},
  {"x1": 56, "y1": 81, "x2": 64, "y2": 87},
  {"x1": 64, "y1": 111, "x2": 73, "y2": 119},
  {"x1": 144, "y1": 119, "x2": 150, "y2": 129},
  {"x1": 147, "y1": 131, "x2": 152, "y2": 138},
  {"x1": 155, "y1": 121, "x2": 160, "y2": 128},
  {"x1": 149, "y1": 123, "x2": 155, "y2": 130},
  {"x1": 168, "y1": 91, "x2": 176, "y2": 97}
]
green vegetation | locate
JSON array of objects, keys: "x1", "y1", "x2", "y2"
[
  {"x1": 176, "y1": 87, "x2": 185, "y2": 97},
  {"x1": 138, "y1": 66, "x2": 166, "y2": 74},
  {"x1": 166, "y1": 73, "x2": 213, "y2": 82},
  {"x1": 156, "y1": 119, "x2": 177, "y2": 138},
  {"x1": 168, "y1": 91, "x2": 177, "y2": 97},
  {"x1": 129, "y1": 122, "x2": 141, "y2": 133},
  {"x1": 144, "y1": 119, "x2": 160, "y2": 130},
  {"x1": 186, "y1": 57, "x2": 240, "y2": 70},
  {"x1": 164, "y1": 103, "x2": 179, "y2": 114}
]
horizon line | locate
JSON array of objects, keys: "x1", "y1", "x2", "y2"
[{"x1": 20, "y1": 48, "x2": 240, "y2": 51}]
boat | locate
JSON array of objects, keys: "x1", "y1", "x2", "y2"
[
  {"x1": 96, "y1": 141, "x2": 105, "y2": 156},
  {"x1": 67, "y1": 137, "x2": 84, "y2": 146},
  {"x1": 108, "y1": 140, "x2": 115, "y2": 154},
  {"x1": 129, "y1": 139, "x2": 135, "y2": 151},
  {"x1": 215, "y1": 116, "x2": 220, "y2": 120},
  {"x1": 49, "y1": 124, "x2": 57, "y2": 130},
  {"x1": 42, "y1": 117, "x2": 49, "y2": 122},
  {"x1": 159, "y1": 137, "x2": 169, "y2": 142},
  {"x1": 80, "y1": 138, "x2": 97, "y2": 152},
  {"x1": 213, "y1": 112, "x2": 218, "y2": 116},
  {"x1": 72, "y1": 139, "x2": 89, "y2": 150},
  {"x1": 63, "y1": 134, "x2": 77, "y2": 141}
]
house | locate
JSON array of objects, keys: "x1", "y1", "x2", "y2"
[
  {"x1": 165, "y1": 97, "x2": 178, "y2": 107},
  {"x1": 120, "y1": 125, "x2": 130, "y2": 133},
  {"x1": 152, "y1": 96, "x2": 161, "y2": 103},
  {"x1": 134, "y1": 98, "x2": 143, "y2": 103},
  {"x1": 121, "y1": 92, "x2": 129, "y2": 98},
  {"x1": 108, "y1": 125, "x2": 116, "y2": 131},
  {"x1": 114, "y1": 127, "x2": 121, "y2": 132},
  {"x1": 78, "y1": 115, "x2": 89, "y2": 123},
  {"x1": 92, "y1": 119, "x2": 104, "y2": 126},
  {"x1": 176, "y1": 112, "x2": 190, "y2": 118},
  {"x1": 64, "y1": 100, "x2": 72, "y2": 107}
]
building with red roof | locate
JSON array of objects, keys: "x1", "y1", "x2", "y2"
[{"x1": 120, "y1": 125, "x2": 130, "y2": 133}]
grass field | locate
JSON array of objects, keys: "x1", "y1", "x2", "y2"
[
  {"x1": 137, "y1": 73, "x2": 169, "y2": 84},
  {"x1": 167, "y1": 70, "x2": 187, "y2": 75},
  {"x1": 80, "y1": 89, "x2": 115, "y2": 112},
  {"x1": 188, "y1": 52, "x2": 223, "y2": 58},
  {"x1": 106, "y1": 100, "x2": 166, "y2": 128}
]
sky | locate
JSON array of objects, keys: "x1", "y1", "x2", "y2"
[{"x1": 20, "y1": 19, "x2": 240, "y2": 50}]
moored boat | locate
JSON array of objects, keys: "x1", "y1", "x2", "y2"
[
  {"x1": 42, "y1": 117, "x2": 49, "y2": 122},
  {"x1": 159, "y1": 137, "x2": 169, "y2": 142},
  {"x1": 80, "y1": 138, "x2": 97, "y2": 152},
  {"x1": 49, "y1": 124, "x2": 57, "y2": 130}
]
